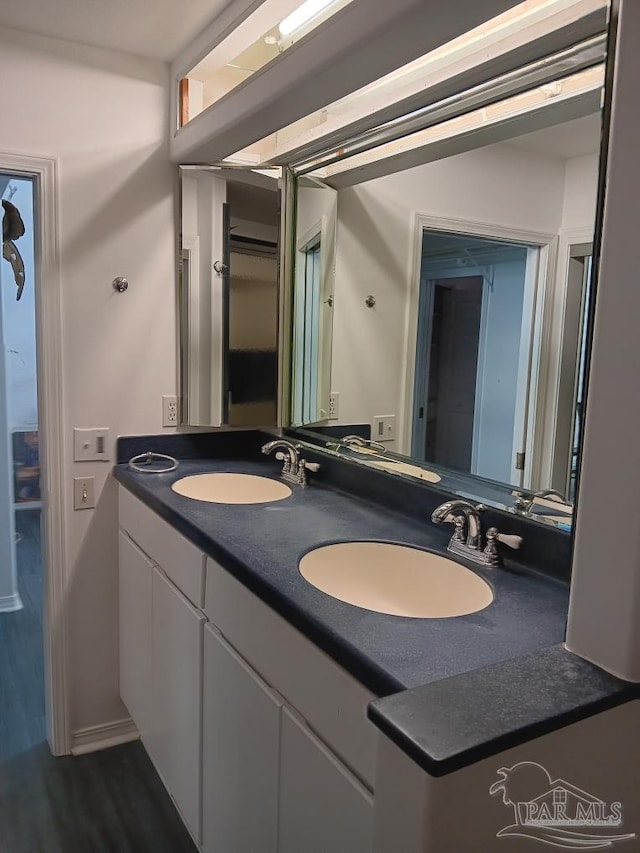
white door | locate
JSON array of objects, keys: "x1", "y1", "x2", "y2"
[
  {"x1": 279, "y1": 705, "x2": 373, "y2": 853},
  {"x1": 202, "y1": 624, "x2": 281, "y2": 853},
  {"x1": 149, "y1": 566, "x2": 206, "y2": 844},
  {"x1": 118, "y1": 531, "x2": 153, "y2": 738}
]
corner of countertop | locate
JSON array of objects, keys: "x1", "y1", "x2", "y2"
[{"x1": 367, "y1": 644, "x2": 638, "y2": 778}]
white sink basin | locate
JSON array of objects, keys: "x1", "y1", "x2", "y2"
[
  {"x1": 299, "y1": 542, "x2": 493, "y2": 618},
  {"x1": 171, "y1": 473, "x2": 292, "y2": 504},
  {"x1": 364, "y1": 459, "x2": 442, "y2": 483},
  {"x1": 348, "y1": 447, "x2": 441, "y2": 483}
]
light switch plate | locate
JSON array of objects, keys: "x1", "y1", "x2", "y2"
[
  {"x1": 74, "y1": 428, "x2": 110, "y2": 462},
  {"x1": 373, "y1": 414, "x2": 396, "y2": 442},
  {"x1": 73, "y1": 476, "x2": 95, "y2": 510}
]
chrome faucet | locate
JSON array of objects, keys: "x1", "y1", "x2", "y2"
[
  {"x1": 431, "y1": 500, "x2": 483, "y2": 548},
  {"x1": 513, "y1": 489, "x2": 568, "y2": 513},
  {"x1": 431, "y1": 499, "x2": 522, "y2": 567},
  {"x1": 261, "y1": 440, "x2": 320, "y2": 486}
]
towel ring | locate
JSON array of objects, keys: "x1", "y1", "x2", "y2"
[{"x1": 128, "y1": 452, "x2": 178, "y2": 473}]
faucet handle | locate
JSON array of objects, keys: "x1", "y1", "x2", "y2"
[
  {"x1": 296, "y1": 458, "x2": 320, "y2": 485},
  {"x1": 274, "y1": 450, "x2": 292, "y2": 473},
  {"x1": 496, "y1": 531, "x2": 523, "y2": 550},
  {"x1": 483, "y1": 527, "x2": 523, "y2": 568}
]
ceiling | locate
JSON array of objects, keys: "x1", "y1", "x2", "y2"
[
  {"x1": 507, "y1": 113, "x2": 603, "y2": 159},
  {"x1": 0, "y1": 0, "x2": 236, "y2": 62}
]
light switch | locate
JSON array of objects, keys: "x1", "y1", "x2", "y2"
[
  {"x1": 74, "y1": 428, "x2": 110, "y2": 462},
  {"x1": 373, "y1": 414, "x2": 396, "y2": 442},
  {"x1": 74, "y1": 476, "x2": 95, "y2": 510}
]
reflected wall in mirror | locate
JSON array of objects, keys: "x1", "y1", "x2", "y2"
[
  {"x1": 287, "y1": 42, "x2": 607, "y2": 527},
  {"x1": 179, "y1": 166, "x2": 281, "y2": 427}
]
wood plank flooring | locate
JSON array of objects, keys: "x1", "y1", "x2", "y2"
[{"x1": 0, "y1": 511, "x2": 198, "y2": 853}]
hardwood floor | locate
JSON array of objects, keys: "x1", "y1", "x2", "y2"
[
  {"x1": 0, "y1": 510, "x2": 198, "y2": 853},
  {"x1": 0, "y1": 510, "x2": 45, "y2": 761}
]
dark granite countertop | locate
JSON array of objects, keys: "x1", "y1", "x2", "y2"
[
  {"x1": 114, "y1": 454, "x2": 570, "y2": 698},
  {"x1": 368, "y1": 644, "x2": 638, "y2": 776}
]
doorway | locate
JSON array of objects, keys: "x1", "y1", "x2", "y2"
[
  {"x1": 0, "y1": 172, "x2": 46, "y2": 759},
  {"x1": 412, "y1": 228, "x2": 539, "y2": 486},
  {"x1": 0, "y1": 154, "x2": 66, "y2": 758}
]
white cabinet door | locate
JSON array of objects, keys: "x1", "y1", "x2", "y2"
[
  {"x1": 149, "y1": 566, "x2": 206, "y2": 844},
  {"x1": 279, "y1": 706, "x2": 374, "y2": 853},
  {"x1": 118, "y1": 531, "x2": 153, "y2": 738},
  {"x1": 202, "y1": 624, "x2": 281, "y2": 853}
]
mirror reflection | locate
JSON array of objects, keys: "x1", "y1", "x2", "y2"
[
  {"x1": 179, "y1": 166, "x2": 280, "y2": 427},
  {"x1": 288, "y1": 54, "x2": 605, "y2": 527}
]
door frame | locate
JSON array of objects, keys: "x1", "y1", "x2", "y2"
[
  {"x1": 401, "y1": 213, "x2": 557, "y2": 487},
  {"x1": 0, "y1": 151, "x2": 68, "y2": 755},
  {"x1": 534, "y1": 225, "x2": 594, "y2": 492}
]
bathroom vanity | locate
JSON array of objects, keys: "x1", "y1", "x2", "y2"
[
  {"x1": 121, "y1": 0, "x2": 640, "y2": 848},
  {"x1": 113, "y1": 431, "x2": 636, "y2": 851}
]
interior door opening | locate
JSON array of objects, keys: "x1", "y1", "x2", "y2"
[
  {"x1": 412, "y1": 228, "x2": 539, "y2": 487},
  {"x1": 0, "y1": 172, "x2": 47, "y2": 760}
]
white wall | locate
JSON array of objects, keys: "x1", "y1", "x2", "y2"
[
  {"x1": 561, "y1": 153, "x2": 600, "y2": 231},
  {"x1": 0, "y1": 26, "x2": 176, "y2": 736},
  {"x1": 330, "y1": 142, "x2": 565, "y2": 451}
]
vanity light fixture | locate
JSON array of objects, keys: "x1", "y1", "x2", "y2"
[{"x1": 279, "y1": 0, "x2": 340, "y2": 37}]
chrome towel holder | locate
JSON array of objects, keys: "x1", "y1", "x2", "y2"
[{"x1": 128, "y1": 452, "x2": 178, "y2": 473}]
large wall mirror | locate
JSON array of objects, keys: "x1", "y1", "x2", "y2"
[
  {"x1": 179, "y1": 165, "x2": 281, "y2": 427},
  {"x1": 284, "y1": 30, "x2": 608, "y2": 529}
]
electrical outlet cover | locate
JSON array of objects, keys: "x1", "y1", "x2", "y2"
[
  {"x1": 162, "y1": 395, "x2": 178, "y2": 427},
  {"x1": 328, "y1": 392, "x2": 339, "y2": 420}
]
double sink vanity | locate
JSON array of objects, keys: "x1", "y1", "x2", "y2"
[
  {"x1": 108, "y1": 1, "x2": 640, "y2": 848},
  {"x1": 111, "y1": 429, "x2": 635, "y2": 853}
]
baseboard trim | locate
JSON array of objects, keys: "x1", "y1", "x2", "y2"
[
  {"x1": 71, "y1": 717, "x2": 139, "y2": 756},
  {"x1": 0, "y1": 592, "x2": 23, "y2": 613}
]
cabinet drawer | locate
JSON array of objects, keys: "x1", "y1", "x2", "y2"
[
  {"x1": 119, "y1": 486, "x2": 205, "y2": 608},
  {"x1": 205, "y1": 556, "x2": 378, "y2": 789}
]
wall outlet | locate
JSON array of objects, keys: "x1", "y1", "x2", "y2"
[
  {"x1": 162, "y1": 395, "x2": 178, "y2": 427},
  {"x1": 373, "y1": 414, "x2": 396, "y2": 442},
  {"x1": 328, "y1": 392, "x2": 339, "y2": 420},
  {"x1": 73, "y1": 476, "x2": 95, "y2": 510}
]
